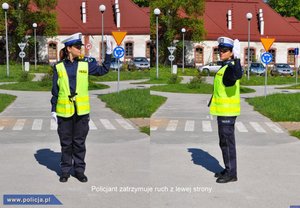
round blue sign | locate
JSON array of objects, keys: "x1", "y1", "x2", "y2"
[
  {"x1": 261, "y1": 52, "x2": 273, "y2": 65},
  {"x1": 113, "y1": 46, "x2": 125, "y2": 59}
]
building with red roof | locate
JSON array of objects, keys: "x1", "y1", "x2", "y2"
[
  {"x1": 187, "y1": 0, "x2": 300, "y2": 68},
  {"x1": 39, "y1": 0, "x2": 150, "y2": 63}
]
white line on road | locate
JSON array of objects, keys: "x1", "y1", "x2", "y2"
[
  {"x1": 50, "y1": 119, "x2": 58, "y2": 130},
  {"x1": 236, "y1": 121, "x2": 248, "y2": 132},
  {"x1": 166, "y1": 120, "x2": 178, "y2": 131},
  {"x1": 184, "y1": 120, "x2": 195, "y2": 132},
  {"x1": 115, "y1": 119, "x2": 134, "y2": 130},
  {"x1": 89, "y1": 119, "x2": 98, "y2": 130},
  {"x1": 202, "y1": 121, "x2": 212, "y2": 132},
  {"x1": 13, "y1": 119, "x2": 26, "y2": 130},
  {"x1": 32, "y1": 119, "x2": 43, "y2": 130},
  {"x1": 250, "y1": 122, "x2": 266, "y2": 133},
  {"x1": 100, "y1": 119, "x2": 116, "y2": 130},
  {"x1": 0, "y1": 126, "x2": 4, "y2": 130},
  {"x1": 150, "y1": 126, "x2": 158, "y2": 131},
  {"x1": 265, "y1": 122, "x2": 284, "y2": 133}
]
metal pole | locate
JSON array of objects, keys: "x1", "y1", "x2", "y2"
[
  {"x1": 296, "y1": 55, "x2": 298, "y2": 85},
  {"x1": 264, "y1": 63, "x2": 268, "y2": 98},
  {"x1": 101, "y1": 12, "x2": 104, "y2": 63},
  {"x1": 182, "y1": 33, "x2": 185, "y2": 73},
  {"x1": 247, "y1": 19, "x2": 250, "y2": 80},
  {"x1": 117, "y1": 58, "x2": 120, "y2": 93},
  {"x1": 156, "y1": 15, "x2": 159, "y2": 79},
  {"x1": 5, "y1": 10, "x2": 9, "y2": 77},
  {"x1": 34, "y1": 28, "x2": 37, "y2": 70}
]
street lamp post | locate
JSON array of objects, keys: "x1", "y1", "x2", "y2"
[
  {"x1": 246, "y1": 12, "x2": 252, "y2": 80},
  {"x1": 32, "y1": 23, "x2": 37, "y2": 70},
  {"x1": 181, "y1": 28, "x2": 186, "y2": 73},
  {"x1": 99, "y1": 4, "x2": 106, "y2": 62},
  {"x1": 154, "y1": 8, "x2": 160, "y2": 79},
  {"x1": 2, "y1": 2, "x2": 9, "y2": 77}
]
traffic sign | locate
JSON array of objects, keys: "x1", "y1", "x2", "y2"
[
  {"x1": 113, "y1": 46, "x2": 125, "y2": 58},
  {"x1": 260, "y1": 38, "x2": 275, "y2": 51},
  {"x1": 19, "y1": 51, "x2": 26, "y2": 58},
  {"x1": 86, "y1": 43, "x2": 92, "y2": 50},
  {"x1": 295, "y1": 48, "x2": 299, "y2": 56},
  {"x1": 18, "y1": 43, "x2": 27, "y2": 51},
  {"x1": 112, "y1": 31, "x2": 127, "y2": 46},
  {"x1": 168, "y1": 46, "x2": 176, "y2": 55},
  {"x1": 168, "y1": 55, "x2": 175, "y2": 62},
  {"x1": 261, "y1": 52, "x2": 272, "y2": 65}
]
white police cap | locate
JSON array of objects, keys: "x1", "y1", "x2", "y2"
[
  {"x1": 217, "y1": 36, "x2": 234, "y2": 48},
  {"x1": 61, "y1": 32, "x2": 83, "y2": 46}
]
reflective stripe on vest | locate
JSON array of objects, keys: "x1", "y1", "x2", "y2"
[
  {"x1": 209, "y1": 64, "x2": 240, "y2": 116},
  {"x1": 56, "y1": 62, "x2": 90, "y2": 117}
]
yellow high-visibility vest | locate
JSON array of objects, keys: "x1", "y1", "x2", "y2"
[
  {"x1": 210, "y1": 64, "x2": 240, "y2": 116},
  {"x1": 56, "y1": 62, "x2": 90, "y2": 117}
]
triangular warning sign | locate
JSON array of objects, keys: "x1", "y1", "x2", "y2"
[
  {"x1": 260, "y1": 38, "x2": 275, "y2": 51},
  {"x1": 112, "y1": 31, "x2": 127, "y2": 46}
]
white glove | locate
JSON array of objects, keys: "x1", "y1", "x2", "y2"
[
  {"x1": 51, "y1": 112, "x2": 57, "y2": 123},
  {"x1": 233, "y1": 39, "x2": 240, "y2": 59},
  {"x1": 105, "y1": 35, "x2": 113, "y2": 55}
]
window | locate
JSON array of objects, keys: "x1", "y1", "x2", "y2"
[
  {"x1": 48, "y1": 42, "x2": 57, "y2": 61},
  {"x1": 195, "y1": 47, "x2": 203, "y2": 64},
  {"x1": 287, "y1": 49, "x2": 295, "y2": 65},
  {"x1": 213, "y1": 47, "x2": 219, "y2": 62},
  {"x1": 125, "y1": 42, "x2": 134, "y2": 58},
  {"x1": 244, "y1": 48, "x2": 255, "y2": 64},
  {"x1": 146, "y1": 42, "x2": 150, "y2": 58},
  {"x1": 268, "y1": 49, "x2": 276, "y2": 64}
]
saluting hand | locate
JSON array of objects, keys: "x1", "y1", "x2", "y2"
[
  {"x1": 105, "y1": 36, "x2": 113, "y2": 55},
  {"x1": 233, "y1": 39, "x2": 240, "y2": 59}
]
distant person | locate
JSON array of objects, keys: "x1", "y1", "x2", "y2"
[
  {"x1": 51, "y1": 32, "x2": 112, "y2": 183},
  {"x1": 208, "y1": 36, "x2": 243, "y2": 183}
]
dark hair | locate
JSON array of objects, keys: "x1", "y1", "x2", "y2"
[{"x1": 59, "y1": 47, "x2": 69, "y2": 61}]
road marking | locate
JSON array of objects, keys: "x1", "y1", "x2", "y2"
[
  {"x1": 166, "y1": 120, "x2": 178, "y2": 131},
  {"x1": 202, "y1": 121, "x2": 212, "y2": 132},
  {"x1": 50, "y1": 119, "x2": 58, "y2": 130},
  {"x1": 265, "y1": 122, "x2": 284, "y2": 133},
  {"x1": 184, "y1": 120, "x2": 195, "y2": 132},
  {"x1": 236, "y1": 121, "x2": 248, "y2": 132},
  {"x1": 32, "y1": 119, "x2": 43, "y2": 130},
  {"x1": 150, "y1": 126, "x2": 158, "y2": 131},
  {"x1": 0, "y1": 126, "x2": 4, "y2": 130},
  {"x1": 12, "y1": 119, "x2": 26, "y2": 130},
  {"x1": 89, "y1": 119, "x2": 98, "y2": 130},
  {"x1": 115, "y1": 119, "x2": 134, "y2": 130},
  {"x1": 100, "y1": 119, "x2": 116, "y2": 130},
  {"x1": 250, "y1": 122, "x2": 266, "y2": 133}
]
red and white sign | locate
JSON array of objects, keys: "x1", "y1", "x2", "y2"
[{"x1": 86, "y1": 43, "x2": 92, "y2": 50}]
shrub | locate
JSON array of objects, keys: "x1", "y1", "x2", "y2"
[
  {"x1": 18, "y1": 71, "x2": 31, "y2": 82},
  {"x1": 187, "y1": 75, "x2": 203, "y2": 89},
  {"x1": 167, "y1": 74, "x2": 178, "y2": 84}
]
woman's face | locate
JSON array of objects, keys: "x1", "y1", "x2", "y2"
[
  {"x1": 67, "y1": 45, "x2": 82, "y2": 59},
  {"x1": 219, "y1": 47, "x2": 233, "y2": 61}
]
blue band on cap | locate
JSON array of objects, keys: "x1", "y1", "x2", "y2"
[
  {"x1": 64, "y1": 39, "x2": 82, "y2": 46},
  {"x1": 219, "y1": 43, "x2": 233, "y2": 48}
]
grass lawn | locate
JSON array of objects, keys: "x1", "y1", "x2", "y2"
[
  {"x1": 277, "y1": 84, "x2": 300, "y2": 90},
  {"x1": 140, "y1": 126, "x2": 150, "y2": 136},
  {"x1": 0, "y1": 94, "x2": 16, "y2": 113},
  {"x1": 0, "y1": 80, "x2": 109, "y2": 91},
  {"x1": 99, "y1": 88, "x2": 167, "y2": 118},
  {"x1": 240, "y1": 75, "x2": 297, "y2": 86},
  {"x1": 290, "y1": 131, "x2": 300, "y2": 140},
  {"x1": 246, "y1": 93, "x2": 300, "y2": 121},
  {"x1": 90, "y1": 70, "x2": 149, "y2": 82}
]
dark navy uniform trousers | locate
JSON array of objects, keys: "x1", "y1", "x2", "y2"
[
  {"x1": 217, "y1": 116, "x2": 237, "y2": 177},
  {"x1": 57, "y1": 113, "x2": 89, "y2": 174}
]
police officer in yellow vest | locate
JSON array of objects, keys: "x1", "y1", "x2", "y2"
[
  {"x1": 209, "y1": 37, "x2": 243, "y2": 183},
  {"x1": 50, "y1": 32, "x2": 112, "y2": 182}
]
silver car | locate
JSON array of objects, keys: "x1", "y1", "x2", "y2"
[
  {"x1": 128, "y1": 57, "x2": 150, "y2": 70},
  {"x1": 110, "y1": 58, "x2": 123, "y2": 70},
  {"x1": 197, "y1": 61, "x2": 222, "y2": 76},
  {"x1": 271, "y1": 63, "x2": 294, "y2": 76}
]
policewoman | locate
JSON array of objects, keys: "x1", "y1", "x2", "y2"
[
  {"x1": 209, "y1": 37, "x2": 243, "y2": 183},
  {"x1": 50, "y1": 33, "x2": 112, "y2": 182}
]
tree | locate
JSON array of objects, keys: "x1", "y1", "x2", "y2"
[
  {"x1": 132, "y1": 0, "x2": 149, "y2": 7},
  {"x1": 150, "y1": 0, "x2": 205, "y2": 65},
  {"x1": 0, "y1": 0, "x2": 58, "y2": 62},
  {"x1": 267, "y1": 0, "x2": 300, "y2": 20}
]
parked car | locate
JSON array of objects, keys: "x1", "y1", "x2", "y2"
[
  {"x1": 197, "y1": 61, "x2": 222, "y2": 75},
  {"x1": 127, "y1": 57, "x2": 150, "y2": 70},
  {"x1": 270, "y1": 63, "x2": 294, "y2": 76},
  {"x1": 110, "y1": 58, "x2": 123, "y2": 70},
  {"x1": 249, "y1": 62, "x2": 266, "y2": 76}
]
